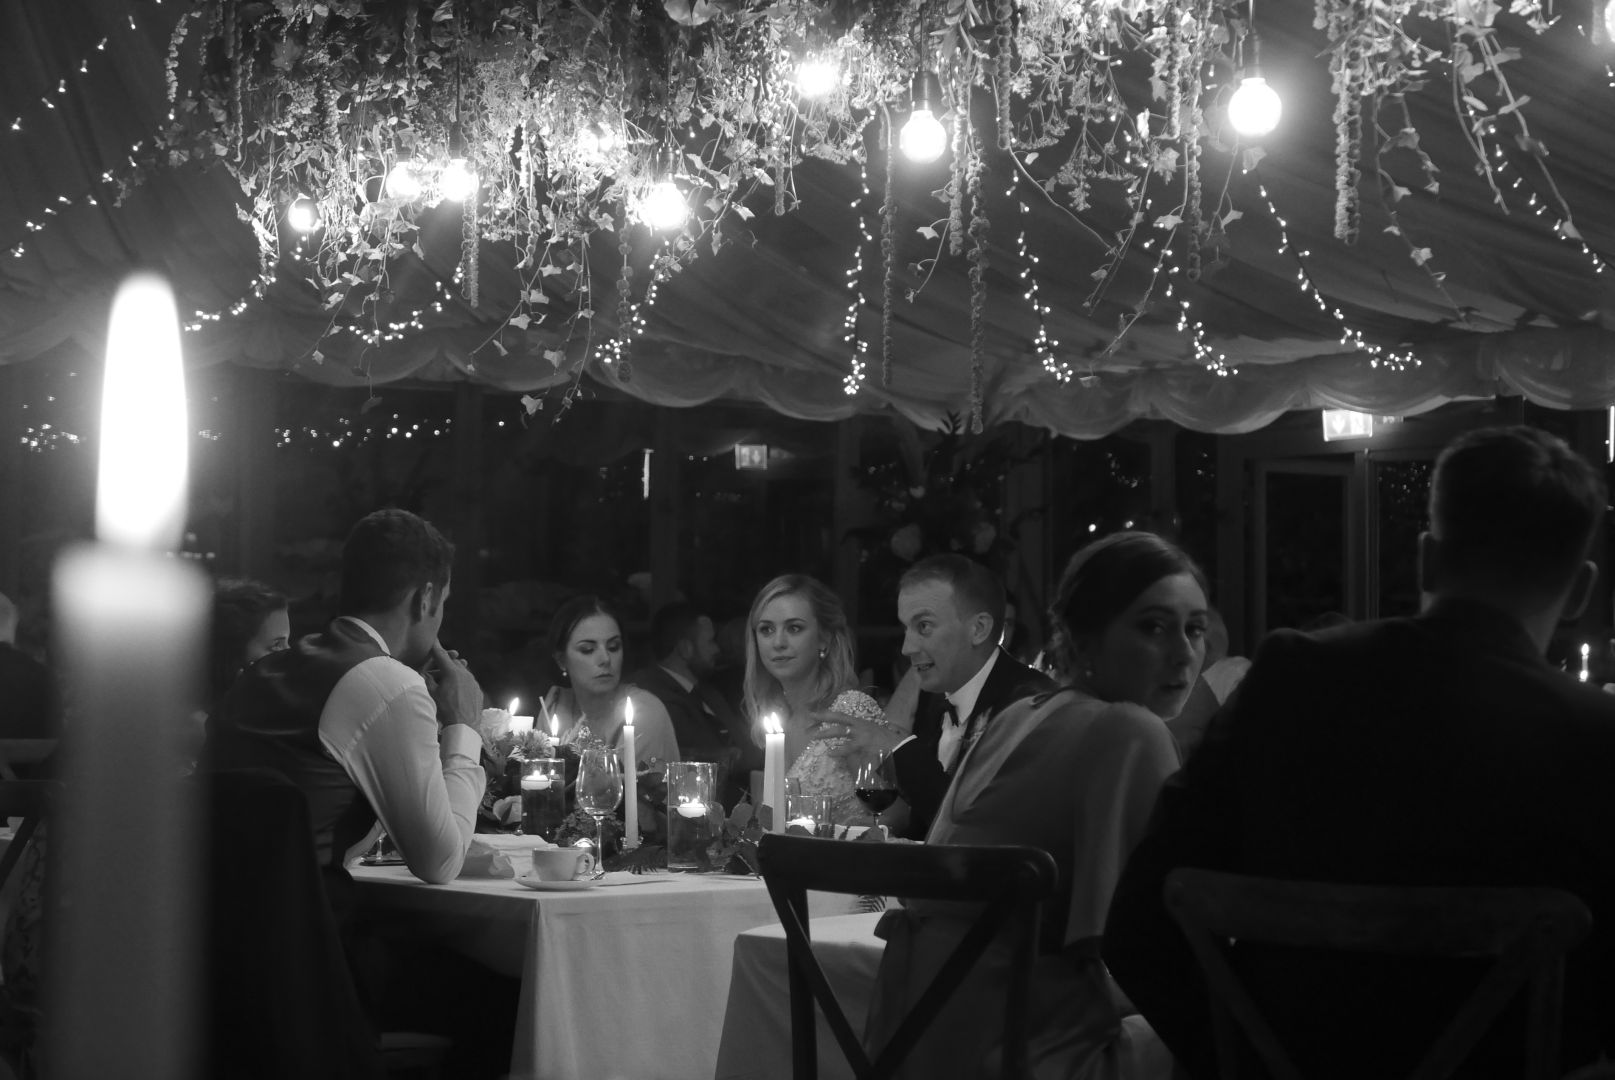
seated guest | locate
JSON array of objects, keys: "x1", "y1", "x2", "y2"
[
  {"x1": 1106, "y1": 426, "x2": 1615, "y2": 1080},
  {"x1": 863, "y1": 532, "x2": 1205, "y2": 1080},
  {"x1": 204, "y1": 508, "x2": 487, "y2": 895},
  {"x1": 0, "y1": 592, "x2": 57, "y2": 740},
  {"x1": 631, "y1": 601, "x2": 744, "y2": 762},
  {"x1": 812, "y1": 555, "x2": 1052, "y2": 839},
  {"x1": 205, "y1": 578, "x2": 290, "y2": 712},
  {"x1": 543, "y1": 595, "x2": 680, "y2": 763},
  {"x1": 1164, "y1": 606, "x2": 1248, "y2": 762},
  {"x1": 744, "y1": 574, "x2": 886, "y2": 826}
]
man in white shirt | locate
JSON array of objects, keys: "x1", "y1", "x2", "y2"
[
  {"x1": 817, "y1": 555, "x2": 1052, "y2": 838},
  {"x1": 205, "y1": 508, "x2": 486, "y2": 893}
]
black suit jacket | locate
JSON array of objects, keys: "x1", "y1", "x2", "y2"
[
  {"x1": 629, "y1": 664, "x2": 744, "y2": 763},
  {"x1": 892, "y1": 649, "x2": 1054, "y2": 840},
  {"x1": 1105, "y1": 597, "x2": 1615, "y2": 1079}
]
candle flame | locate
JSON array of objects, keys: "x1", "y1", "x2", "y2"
[
  {"x1": 509, "y1": 697, "x2": 520, "y2": 715},
  {"x1": 624, "y1": 696, "x2": 635, "y2": 726},
  {"x1": 1582, "y1": 644, "x2": 1591, "y2": 659},
  {"x1": 762, "y1": 711, "x2": 783, "y2": 736},
  {"x1": 98, "y1": 273, "x2": 188, "y2": 551}
]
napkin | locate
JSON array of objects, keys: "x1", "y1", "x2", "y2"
[{"x1": 460, "y1": 833, "x2": 553, "y2": 879}]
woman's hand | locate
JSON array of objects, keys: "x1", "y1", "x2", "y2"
[{"x1": 807, "y1": 708, "x2": 906, "y2": 762}]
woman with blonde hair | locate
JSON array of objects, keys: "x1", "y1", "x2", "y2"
[{"x1": 743, "y1": 574, "x2": 886, "y2": 826}]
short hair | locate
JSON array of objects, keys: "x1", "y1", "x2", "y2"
[
  {"x1": 208, "y1": 578, "x2": 287, "y2": 703},
  {"x1": 1429, "y1": 426, "x2": 1604, "y2": 595},
  {"x1": 650, "y1": 601, "x2": 705, "y2": 660},
  {"x1": 899, "y1": 555, "x2": 1006, "y2": 639},
  {"x1": 549, "y1": 594, "x2": 621, "y2": 659},
  {"x1": 742, "y1": 574, "x2": 856, "y2": 725},
  {"x1": 1049, "y1": 531, "x2": 1208, "y2": 678},
  {"x1": 339, "y1": 509, "x2": 455, "y2": 615}
]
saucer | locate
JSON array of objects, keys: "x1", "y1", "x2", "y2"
[{"x1": 515, "y1": 872, "x2": 598, "y2": 892}]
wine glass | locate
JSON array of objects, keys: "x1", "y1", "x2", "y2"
[
  {"x1": 853, "y1": 755, "x2": 899, "y2": 837},
  {"x1": 575, "y1": 746, "x2": 623, "y2": 878}
]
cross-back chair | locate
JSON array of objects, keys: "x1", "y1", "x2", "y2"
[
  {"x1": 1163, "y1": 867, "x2": 1593, "y2": 1080},
  {"x1": 756, "y1": 833, "x2": 1057, "y2": 1080}
]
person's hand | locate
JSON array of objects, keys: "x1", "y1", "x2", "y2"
[
  {"x1": 807, "y1": 708, "x2": 905, "y2": 763},
  {"x1": 425, "y1": 640, "x2": 484, "y2": 731}
]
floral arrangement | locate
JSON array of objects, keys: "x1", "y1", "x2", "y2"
[
  {"x1": 606, "y1": 797, "x2": 766, "y2": 876},
  {"x1": 146, "y1": 0, "x2": 1586, "y2": 395}
]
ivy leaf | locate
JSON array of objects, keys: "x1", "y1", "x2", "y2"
[
  {"x1": 526, "y1": 289, "x2": 550, "y2": 305},
  {"x1": 1497, "y1": 94, "x2": 1530, "y2": 116},
  {"x1": 509, "y1": 314, "x2": 531, "y2": 330},
  {"x1": 1558, "y1": 220, "x2": 1583, "y2": 241},
  {"x1": 519, "y1": 394, "x2": 543, "y2": 416},
  {"x1": 543, "y1": 349, "x2": 565, "y2": 368},
  {"x1": 733, "y1": 205, "x2": 754, "y2": 221},
  {"x1": 1388, "y1": 184, "x2": 1411, "y2": 203},
  {"x1": 1410, "y1": 247, "x2": 1434, "y2": 265},
  {"x1": 1240, "y1": 147, "x2": 1266, "y2": 172},
  {"x1": 491, "y1": 339, "x2": 509, "y2": 357},
  {"x1": 310, "y1": 349, "x2": 325, "y2": 365},
  {"x1": 1154, "y1": 213, "x2": 1183, "y2": 230},
  {"x1": 917, "y1": 225, "x2": 939, "y2": 240},
  {"x1": 360, "y1": 394, "x2": 382, "y2": 414},
  {"x1": 1221, "y1": 209, "x2": 1243, "y2": 227},
  {"x1": 540, "y1": 264, "x2": 563, "y2": 276}
]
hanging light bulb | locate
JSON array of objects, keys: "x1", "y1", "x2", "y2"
[
  {"x1": 794, "y1": 57, "x2": 840, "y2": 98},
  {"x1": 386, "y1": 161, "x2": 423, "y2": 200},
  {"x1": 440, "y1": 157, "x2": 477, "y2": 202},
  {"x1": 639, "y1": 180, "x2": 688, "y2": 231},
  {"x1": 1228, "y1": 74, "x2": 1282, "y2": 138},
  {"x1": 286, "y1": 194, "x2": 320, "y2": 233},
  {"x1": 900, "y1": 70, "x2": 948, "y2": 164}
]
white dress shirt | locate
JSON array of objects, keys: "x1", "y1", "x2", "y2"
[
  {"x1": 320, "y1": 617, "x2": 485, "y2": 883},
  {"x1": 936, "y1": 648, "x2": 1000, "y2": 770}
]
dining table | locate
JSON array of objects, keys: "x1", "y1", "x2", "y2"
[
  {"x1": 350, "y1": 865, "x2": 780, "y2": 1080},
  {"x1": 713, "y1": 911, "x2": 888, "y2": 1080}
]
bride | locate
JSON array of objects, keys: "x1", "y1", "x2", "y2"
[{"x1": 742, "y1": 574, "x2": 886, "y2": 827}]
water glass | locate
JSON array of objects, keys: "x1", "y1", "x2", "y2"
[
  {"x1": 576, "y1": 747, "x2": 623, "y2": 875},
  {"x1": 665, "y1": 761, "x2": 718, "y2": 872}
]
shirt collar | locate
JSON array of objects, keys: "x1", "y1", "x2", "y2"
[
  {"x1": 659, "y1": 663, "x2": 696, "y2": 694},
  {"x1": 945, "y1": 648, "x2": 1000, "y2": 721},
  {"x1": 337, "y1": 616, "x2": 391, "y2": 657}
]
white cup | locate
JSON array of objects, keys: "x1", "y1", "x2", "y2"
[{"x1": 531, "y1": 846, "x2": 596, "y2": 881}]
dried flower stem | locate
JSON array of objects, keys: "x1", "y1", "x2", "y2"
[
  {"x1": 880, "y1": 109, "x2": 898, "y2": 388},
  {"x1": 966, "y1": 148, "x2": 988, "y2": 435}
]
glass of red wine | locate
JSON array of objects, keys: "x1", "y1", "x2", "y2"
[{"x1": 854, "y1": 755, "x2": 899, "y2": 836}]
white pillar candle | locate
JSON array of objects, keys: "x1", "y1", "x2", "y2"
[
  {"x1": 621, "y1": 696, "x2": 638, "y2": 849},
  {"x1": 762, "y1": 711, "x2": 786, "y2": 833},
  {"x1": 48, "y1": 273, "x2": 207, "y2": 1077}
]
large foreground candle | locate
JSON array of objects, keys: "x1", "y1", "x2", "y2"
[
  {"x1": 762, "y1": 711, "x2": 785, "y2": 833},
  {"x1": 47, "y1": 273, "x2": 208, "y2": 1077},
  {"x1": 622, "y1": 696, "x2": 638, "y2": 849}
]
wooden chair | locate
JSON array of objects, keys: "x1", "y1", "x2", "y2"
[
  {"x1": 1163, "y1": 868, "x2": 1593, "y2": 1080},
  {"x1": 0, "y1": 743, "x2": 54, "y2": 784},
  {"x1": 756, "y1": 833, "x2": 1057, "y2": 1080},
  {"x1": 0, "y1": 780, "x2": 55, "y2": 894}
]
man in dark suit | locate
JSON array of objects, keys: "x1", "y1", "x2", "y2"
[
  {"x1": 819, "y1": 555, "x2": 1052, "y2": 839},
  {"x1": 1105, "y1": 425, "x2": 1615, "y2": 1079},
  {"x1": 630, "y1": 602, "x2": 749, "y2": 784}
]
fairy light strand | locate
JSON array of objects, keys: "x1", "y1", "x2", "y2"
[
  {"x1": 842, "y1": 158, "x2": 874, "y2": 396},
  {"x1": 1012, "y1": 176, "x2": 1070, "y2": 383}
]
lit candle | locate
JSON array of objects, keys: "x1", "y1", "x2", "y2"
[
  {"x1": 621, "y1": 695, "x2": 638, "y2": 849},
  {"x1": 786, "y1": 817, "x2": 817, "y2": 831},
  {"x1": 676, "y1": 801, "x2": 709, "y2": 819},
  {"x1": 1581, "y1": 643, "x2": 1591, "y2": 683},
  {"x1": 762, "y1": 711, "x2": 785, "y2": 833},
  {"x1": 48, "y1": 273, "x2": 208, "y2": 1075},
  {"x1": 521, "y1": 771, "x2": 552, "y2": 792},
  {"x1": 541, "y1": 697, "x2": 557, "y2": 742},
  {"x1": 508, "y1": 697, "x2": 535, "y2": 735}
]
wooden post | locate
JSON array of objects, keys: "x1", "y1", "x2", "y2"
[
  {"x1": 231, "y1": 368, "x2": 278, "y2": 581},
  {"x1": 449, "y1": 382, "x2": 483, "y2": 651},
  {"x1": 649, "y1": 407, "x2": 680, "y2": 613},
  {"x1": 1144, "y1": 421, "x2": 1179, "y2": 534}
]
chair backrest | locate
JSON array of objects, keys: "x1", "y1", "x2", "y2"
[
  {"x1": 756, "y1": 833, "x2": 1057, "y2": 1080},
  {"x1": 0, "y1": 780, "x2": 57, "y2": 895},
  {"x1": 202, "y1": 768, "x2": 385, "y2": 1080},
  {"x1": 1163, "y1": 868, "x2": 1593, "y2": 1080}
]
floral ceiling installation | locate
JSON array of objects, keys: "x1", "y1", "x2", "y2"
[{"x1": 152, "y1": 0, "x2": 1592, "y2": 429}]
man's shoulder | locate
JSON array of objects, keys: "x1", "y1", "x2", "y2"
[{"x1": 986, "y1": 651, "x2": 1056, "y2": 701}]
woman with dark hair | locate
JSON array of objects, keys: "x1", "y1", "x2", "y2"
[
  {"x1": 865, "y1": 531, "x2": 1206, "y2": 1080},
  {"x1": 743, "y1": 573, "x2": 887, "y2": 826},
  {"x1": 542, "y1": 595, "x2": 679, "y2": 762},
  {"x1": 207, "y1": 578, "x2": 290, "y2": 711}
]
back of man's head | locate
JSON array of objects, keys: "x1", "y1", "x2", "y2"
[
  {"x1": 900, "y1": 554, "x2": 1006, "y2": 642},
  {"x1": 339, "y1": 509, "x2": 454, "y2": 616},
  {"x1": 1429, "y1": 426, "x2": 1604, "y2": 601},
  {"x1": 650, "y1": 601, "x2": 703, "y2": 661}
]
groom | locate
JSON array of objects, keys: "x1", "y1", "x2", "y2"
[{"x1": 819, "y1": 554, "x2": 1052, "y2": 838}]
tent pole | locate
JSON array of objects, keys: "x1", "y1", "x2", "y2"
[{"x1": 649, "y1": 407, "x2": 680, "y2": 613}]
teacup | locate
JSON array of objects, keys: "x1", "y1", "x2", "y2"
[{"x1": 531, "y1": 846, "x2": 596, "y2": 882}]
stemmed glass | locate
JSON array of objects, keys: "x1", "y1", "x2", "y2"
[
  {"x1": 575, "y1": 746, "x2": 623, "y2": 879},
  {"x1": 853, "y1": 755, "x2": 899, "y2": 837}
]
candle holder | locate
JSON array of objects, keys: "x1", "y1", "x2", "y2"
[
  {"x1": 665, "y1": 761, "x2": 720, "y2": 872},
  {"x1": 518, "y1": 757, "x2": 567, "y2": 842},
  {"x1": 785, "y1": 792, "x2": 830, "y2": 838}
]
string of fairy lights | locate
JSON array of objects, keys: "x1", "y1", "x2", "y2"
[
  {"x1": 1485, "y1": 139, "x2": 1609, "y2": 277},
  {"x1": 1013, "y1": 174, "x2": 1071, "y2": 384},
  {"x1": 841, "y1": 158, "x2": 875, "y2": 396}
]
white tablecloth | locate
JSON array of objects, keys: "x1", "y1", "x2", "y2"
[
  {"x1": 714, "y1": 912, "x2": 887, "y2": 1080},
  {"x1": 352, "y1": 867, "x2": 780, "y2": 1080}
]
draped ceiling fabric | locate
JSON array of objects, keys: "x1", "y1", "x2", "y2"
[{"x1": 2, "y1": 0, "x2": 1615, "y2": 438}]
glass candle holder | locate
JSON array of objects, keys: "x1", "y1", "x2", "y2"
[
  {"x1": 785, "y1": 792, "x2": 829, "y2": 838},
  {"x1": 519, "y1": 757, "x2": 567, "y2": 842},
  {"x1": 665, "y1": 761, "x2": 718, "y2": 872}
]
